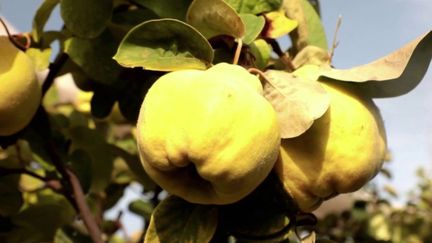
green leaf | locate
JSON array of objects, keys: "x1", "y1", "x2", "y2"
[
  {"x1": 129, "y1": 199, "x2": 154, "y2": 220},
  {"x1": 114, "y1": 18, "x2": 213, "y2": 72},
  {"x1": 109, "y1": 144, "x2": 157, "y2": 190},
  {"x1": 132, "y1": 0, "x2": 192, "y2": 21},
  {"x1": 145, "y1": 196, "x2": 218, "y2": 243},
  {"x1": 32, "y1": 0, "x2": 60, "y2": 43},
  {"x1": 187, "y1": 0, "x2": 245, "y2": 39},
  {"x1": 283, "y1": 0, "x2": 327, "y2": 51},
  {"x1": 68, "y1": 149, "x2": 93, "y2": 194},
  {"x1": 249, "y1": 39, "x2": 272, "y2": 70},
  {"x1": 60, "y1": 0, "x2": 112, "y2": 38},
  {"x1": 67, "y1": 126, "x2": 114, "y2": 192},
  {"x1": 26, "y1": 47, "x2": 52, "y2": 71},
  {"x1": 301, "y1": 0, "x2": 327, "y2": 50},
  {"x1": 9, "y1": 203, "x2": 75, "y2": 243},
  {"x1": 0, "y1": 175, "x2": 23, "y2": 216},
  {"x1": 225, "y1": 0, "x2": 282, "y2": 14},
  {"x1": 320, "y1": 31, "x2": 432, "y2": 98},
  {"x1": 240, "y1": 14, "x2": 265, "y2": 44},
  {"x1": 64, "y1": 31, "x2": 123, "y2": 85},
  {"x1": 263, "y1": 69, "x2": 330, "y2": 138},
  {"x1": 54, "y1": 225, "x2": 92, "y2": 243}
]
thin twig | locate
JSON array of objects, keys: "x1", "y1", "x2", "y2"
[
  {"x1": 0, "y1": 167, "x2": 48, "y2": 181},
  {"x1": 42, "y1": 53, "x2": 69, "y2": 97},
  {"x1": 0, "y1": 17, "x2": 27, "y2": 51},
  {"x1": 267, "y1": 39, "x2": 295, "y2": 71},
  {"x1": 233, "y1": 38, "x2": 243, "y2": 65},
  {"x1": 66, "y1": 169, "x2": 104, "y2": 243},
  {"x1": 329, "y1": 15, "x2": 342, "y2": 63}
]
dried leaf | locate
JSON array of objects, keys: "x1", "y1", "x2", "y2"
[
  {"x1": 263, "y1": 70, "x2": 330, "y2": 138},
  {"x1": 320, "y1": 31, "x2": 432, "y2": 97},
  {"x1": 292, "y1": 45, "x2": 329, "y2": 68},
  {"x1": 186, "y1": 0, "x2": 245, "y2": 39}
]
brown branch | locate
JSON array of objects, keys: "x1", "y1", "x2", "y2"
[
  {"x1": 267, "y1": 39, "x2": 295, "y2": 71},
  {"x1": 0, "y1": 167, "x2": 48, "y2": 181},
  {"x1": 66, "y1": 169, "x2": 104, "y2": 243},
  {"x1": 42, "y1": 52, "x2": 69, "y2": 97}
]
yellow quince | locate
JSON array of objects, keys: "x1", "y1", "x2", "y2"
[
  {"x1": 275, "y1": 65, "x2": 387, "y2": 212},
  {"x1": 0, "y1": 36, "x2": 41, "y2": 136},
  {"x1": 136, "y1": 63, "x2": 280, "y2": 205}
]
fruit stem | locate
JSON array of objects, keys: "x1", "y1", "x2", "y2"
[
  {"x1": 329, "y1": 15, "x2": 343, "y2": 62},
  {"x1": 233, "y1": 38, "x2": 243, "y2": 65},
  {"x1": 0, "y1": 17, "x2": 27, "y2": 51}
]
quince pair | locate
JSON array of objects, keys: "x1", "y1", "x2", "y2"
[{"x1": 136, "y1": 63, "x2": 387, "y2": 210}]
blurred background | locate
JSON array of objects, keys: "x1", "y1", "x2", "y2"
[{"x1": 1, "y1": 0, "x2": 431, "y2": 239}]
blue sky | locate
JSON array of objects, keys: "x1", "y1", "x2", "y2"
[{"x1": 1, "y1": 0, "x2": 431, "y2": 232}]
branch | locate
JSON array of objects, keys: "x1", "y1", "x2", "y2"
[
  {"x1": 66, "y1": 169, "x2": 104, "y2": 243},
  {"x1": 0, "y1": 167, "x2": 48, "y2": 181},
  {"x1": 42, "y1": 53, "x2": 69, "y2": 97},
  {"x1": 329, "y1": 15, "x2": 342, "y2": 63},
  {"x1": 267, "y1": 39, "x2": 295, "y2": 71}
]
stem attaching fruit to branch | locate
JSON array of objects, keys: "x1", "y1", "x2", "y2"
[{"x1": 233, "y1": 38, "x2": 243, "y2": 65}]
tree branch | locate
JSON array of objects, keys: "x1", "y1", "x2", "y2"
[
  {"x1": 42, "y1": 53, "x2": 69, "y2": 97},
  {"x1": 66, "y1": 169, "x2": 104, "y2": 243}
]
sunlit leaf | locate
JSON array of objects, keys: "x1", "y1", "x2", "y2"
[
  {"x1": 263, "y1": 69, "x2": 330, "y2": 138},
  {"x1": 26, "y1": 47, "x2": 52, "y2": 71},
  {"x1": 64, "y1": 31, "x2": 123, "y2": 85},
  {"x1": 187, "y1": 0, "x2": 245, "y2": 39},
  {"x1": 225, "y1": 0, "x2": 282, "y2": 14},
  {"x1": 114, "y1": 19, "x2": 213, "y2": 71},
  {"x1": 249, "y1": 39, "x2": 272, "y2": 69},
  {"x1": 32, "y1": 0, "x2": 60, "y2": 43},
  {"x1": 132, "y1": 0, "x2": 192, "y2": 20},
  {"x1": 263, "y1": 10, "x2": 298, "y2": 39},
  {"x1": 145, "y1": 196, "x2": 218, "y2": 243},
  {"x1": 320, "y1": 31, "x2": 432, "y2": 97},
  {"x1": 240, "y1": 14, "x2": 265, "y2": 44},
  {"x1": 60, "y1": 0, "x2": 112, "y2": 38}
]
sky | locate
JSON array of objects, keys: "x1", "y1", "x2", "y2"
[{"x1": 1, "y1": 0, "x2": 431, "y2": 234}]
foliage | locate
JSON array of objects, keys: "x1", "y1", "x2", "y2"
[{"x1": 0, "y1": 0, "x2": 431, "y2": 242}]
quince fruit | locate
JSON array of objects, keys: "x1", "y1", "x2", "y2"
[
  {"x1": 136, "y1": 63, "x2": 280, "y2": 205},
  {"x1": 0, "y1": 36, "x2": 41, "y2": 136},
  {"x1": 275, "y1": 65, "x2": 387, "y2": 212}
]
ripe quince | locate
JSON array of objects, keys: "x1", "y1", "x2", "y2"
[
  {"x1": 0, "y1": 36, "x2": 41, "y2": 136},
  {"x1": 275, "y1": 65, "x2": 387, "y2": 212},
  {"x1": 136, "y1": 63, "x2": 280, "y2": 205}
]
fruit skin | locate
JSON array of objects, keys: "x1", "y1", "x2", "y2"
[
  {"x1": 136, "y1": 63, "x2": 280, "y2": 205},
  {"x1": 0, "y1": 37, "x2": 41, "y2": 136},
  {"x1": 275, "y1": 75, "x2": 387, "y2": 212}
]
